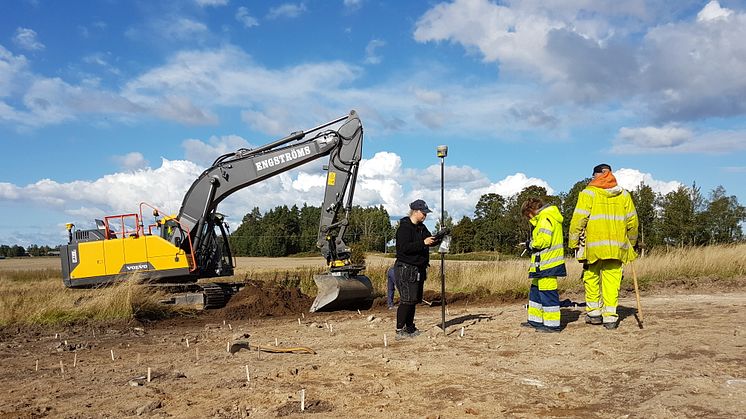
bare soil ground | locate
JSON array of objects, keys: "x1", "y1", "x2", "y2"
[{"x1": 2, "y1": 282, "x2": 745, "y2": 418}]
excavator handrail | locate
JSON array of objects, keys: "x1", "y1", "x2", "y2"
[{"x1": 138, "y1": 201, "x2": 198, "y2": 273}]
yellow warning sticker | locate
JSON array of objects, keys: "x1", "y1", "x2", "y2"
[{"x1": 327, "y1": 172, "x2": 336, "y2": 185}]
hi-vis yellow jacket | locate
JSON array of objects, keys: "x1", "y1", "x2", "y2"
[
  {"x1": 569, "y1": 185, "x2": 639, "y2": 264},
  {"x1": 528, "y1": 205, "x2": 567, "y2": 278}
]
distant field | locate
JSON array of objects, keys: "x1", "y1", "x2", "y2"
[{"x1": 2, "y1": 245, "x2": 744, "y2": 326}]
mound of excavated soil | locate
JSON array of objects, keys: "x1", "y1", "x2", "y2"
[{"x1": 218, "y1": 281, "x2": 311, "y2": 320}]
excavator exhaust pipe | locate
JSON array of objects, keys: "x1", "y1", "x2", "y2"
[{"x1": 310, "y1": 274, "x2": 373, "y2": 312}]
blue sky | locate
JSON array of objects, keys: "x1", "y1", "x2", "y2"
[{"x1": 2, "y1": 0, "x2": 745, "y2": 246}]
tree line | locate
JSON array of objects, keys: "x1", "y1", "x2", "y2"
[
  {"x1": 228, "y1": 203, "x2": 395, "y2": 257},
  {"x1": 228, "y1": 181, "x2": 744, "y2": 258},
  {"x1": 448, "y1": 181, "x2": 745, "y2": 254},
  {"x1": 0, "y1": 244, "x2": 58, "y2": 257}
]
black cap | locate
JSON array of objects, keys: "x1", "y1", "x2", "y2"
[
  {"x1": 593, "y1": 163, "x2": 612, "y2": 174},
  {"x1": 409, "y1": 199, "x2": 432, "y2": 213}
]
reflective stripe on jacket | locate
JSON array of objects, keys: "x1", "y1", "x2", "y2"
[
  {"x1": 568, "y1": 185, "x2": 639, "y2": 263},
  {"x1": 528, "y1": 205, "x2": 567, "y2": 278}
]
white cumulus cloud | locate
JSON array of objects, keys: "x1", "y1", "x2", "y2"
[
  {"x1": 236, "y1": 7, "x2": 259, "y2": 28},
  {"x1": 182, "y1": 134, "x2": 253, "y2": 166},
  {"x1": 615, "y1": 168, "x2": 682, "y2": 195},
  {"x1": 267, "y1": 3, "x2": 307, "y2": 20},
  {"x1": 364, "y1": 39, "x2": 385, "y2": 64},
  {"x1": 13, "y1": 28, "x2": 45, "y2": 51},
  {"x1": 697, "y1": 0, "x2": 732, "y2": 21},
  {"x1": 113, "y1": 152, "x2": 149, "y2": 170}
]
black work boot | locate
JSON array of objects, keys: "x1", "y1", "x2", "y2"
[
  {"x1": 603, "y1": 321, "x2": 618, "y2": 330},
  {"x1": 585, "y1": 315, "x2": 603, "y2": 325},
  {"x1": 536, "y1": 325, "x2": 561, "y2": 333}
]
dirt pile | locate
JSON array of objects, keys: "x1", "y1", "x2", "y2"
[{"x1": 218, "y1": 281, "x2": 311, "y2": 319}]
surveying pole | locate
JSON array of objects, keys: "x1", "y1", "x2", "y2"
[{"x1": 437, "y1": 145, "x2": 448, "y2": 332}]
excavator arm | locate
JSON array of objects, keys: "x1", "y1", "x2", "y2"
[{"x1": 175, "y1": 110, "x2": 363, "y2": 275}]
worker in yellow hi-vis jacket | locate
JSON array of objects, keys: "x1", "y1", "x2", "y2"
[
  {"x1": 569, "y1": 164, "x2": 639, "y2": 330},
  {"x1": 520, "y1": 197, "x2": 567, "y2": 333}
]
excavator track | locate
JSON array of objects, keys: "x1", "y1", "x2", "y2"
[{"x1": 201, "y1": 283, "x2": 227, "y2": 309}]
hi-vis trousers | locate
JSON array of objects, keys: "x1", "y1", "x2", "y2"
[
  {"x1": 583, "y1": 259, "x2": 623, "y2": 324},
  {"x1": 527, "y1": 276, "x2": 560, "y2": 328}
]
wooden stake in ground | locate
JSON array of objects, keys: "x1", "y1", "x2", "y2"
[
  {"x1": 630, "y1": 262, "x2": 644, "y2": 329},
  {"x1": 60, "y1": 360, "x2": 64, "y2": 376},
  {"x1": 195, "y1": 347, "x2": 199, "y2": 362},
  {"x1": 35, "y1": 360, "x2": 38, "y2": 372},
  {"x1": 300, "y1": 389, "x2": 306, "y2": 412},
  {"x1": 73, "y1": 353, "x2": 77, "y2": 368},
  {"x1": 147, "y1": 367, "x2": 151, "y2": 383},
  {"x1": 383, "y1": 334, "x2": 388, "y2": 347},
  {"x1": 110, "y1": 349, "x2": 114, "y2": 361},
  {"x1": 137, "y1": 353, "x2": 141, "y2": 365},
  {"x1": 245, "y1": 365, "x2": 250, "y2": 383},
  {"x1": 460, "y1": 327, "x2": 465, "y2": 338}
]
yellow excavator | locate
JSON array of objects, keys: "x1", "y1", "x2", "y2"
[{"x1": 60, "y1": 111, "x2": 372, "y2": 311}]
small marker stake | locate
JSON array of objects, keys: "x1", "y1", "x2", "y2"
[
  {"x1": 330, "y1": 324, "x2": 333, "y2": 334},
  {"x1": 384, "y1": 334, "x2": 388, "y2": 347},
  {"x1": 55, "y1": 333, "x2": 58, "y2": 339},
  {"x1": 223, "y1": 320, "x2": 226, "y2": 326},
  {"x1": 64, "y1": 340, "x2": 67, "y2": 346},
  {"x1": 228, "y1": 324, "x2": 232, "y2": 330},
  {"x1": 73, "y1": 353, "x2": 77, "y2": 367},
  {"x1": 195, "y1": 347, "x2": 199, "y2": 361},
  {"x1": 60, "y1": 360, "x2": 64, "y2": 376},
  {"x1": 275, "y1": 337, "x2": 279, "y2": 347},
  {"x1": 301, "y1": 313, "x2": 305, "y2": 319},
  {"x1": 110, "y1": 349, "x2": 114, "y2": 361},
  {"x1": 186, "y1": 338, "x2": 190, "y2": 348},
  {"x1": 227, "y1": 342, "x2": 231, "y2": 353},
  {"x1": 245, "y1": 365, "x2": 250, "y2": 383},
  {"x1": 137, "y1": 353, "x2": 141, "y2": 365},
  {"x1": 300, "y1": 389, "x2": 306, "y2": 412},
  {"x1": 35, "y1": 360, "x2": 38, "y2": 372},
  {"x1": 357, "y1": 309, "x2": 361, "y2": 315},
  {"x1": 147, "y1": 367, "x2": 151, "y2": 383},
  {"x1": 298, "y1": 318, "x2": 301, "y2": 325},
  {"x1": 460, "y1": 327, "x2": 464, "y2": 338}
]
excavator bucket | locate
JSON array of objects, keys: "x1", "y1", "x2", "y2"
[{"x1": 310, "y1": 274, "x2": 373, "y2": 312}]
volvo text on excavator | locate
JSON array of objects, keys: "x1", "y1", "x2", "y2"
[{"x1": 60, "y1": 110, "x2": 372, "y2": 311}]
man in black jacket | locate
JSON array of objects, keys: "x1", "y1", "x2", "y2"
[{"x1": 394, "y1": 199, "x2": 439, "y2": 338}]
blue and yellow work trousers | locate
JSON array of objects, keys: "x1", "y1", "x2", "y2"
[
  {"x1": 527, "y1": 276, "x2": 560, "y2": 329},
  {"x1": 583, "y1": 259, "x2": 623, "y2": 325}
]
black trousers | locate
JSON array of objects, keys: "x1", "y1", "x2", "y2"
[{"x1": 394, "y1": 261, "x2": 426, "y2": 330}]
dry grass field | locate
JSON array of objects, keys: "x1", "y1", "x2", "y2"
[{"x1": 1, "y1": 244, "x2": 745, "y2": 326}]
